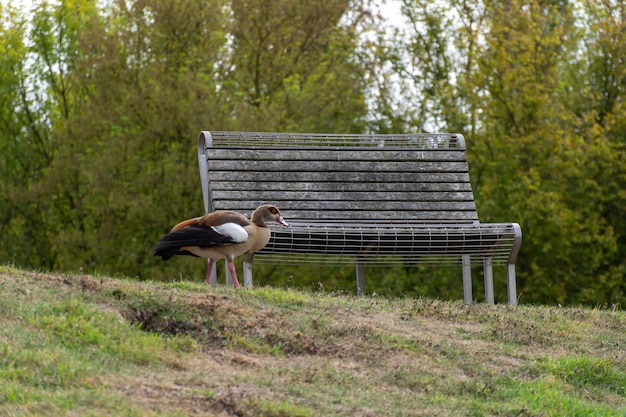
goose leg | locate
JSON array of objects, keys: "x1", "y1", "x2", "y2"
[
  {"x1": 227, "y1": 260, "x2": 240, "y2": 288},
  {"x1": 205, "y1": 259, "x2": 216, "y2": 284}
]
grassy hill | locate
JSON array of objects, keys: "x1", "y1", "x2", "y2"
[{"x1": 1, "y1": 265, "x2": 625, "y2": 416}]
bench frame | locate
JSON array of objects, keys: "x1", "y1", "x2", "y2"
[{"x1": 197, "y1": 131, "x2": 522, "y2": 304}]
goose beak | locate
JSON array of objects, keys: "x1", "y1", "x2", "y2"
[{"x1": 277, "y1": 216, "x2": 288, "y2": 227}]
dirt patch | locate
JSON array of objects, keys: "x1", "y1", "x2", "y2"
[
  {"x1": 115, "y1": 377, "x2": 248, "y2": 417},
  {"x1": 122, "y1": 306, "x2": 199, "y2": 336}
]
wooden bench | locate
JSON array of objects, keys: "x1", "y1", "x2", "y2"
[{"x1": 197, "y1": 131, "x2": 522, "y2": 304}]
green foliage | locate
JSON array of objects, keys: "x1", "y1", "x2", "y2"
[
  {"x1": 224, "y1": 0, "x2": 371, "y2": 132},
  {"x1": 468, "y1": 0, "x2": 626, "y2": 304},
  {"x1": 376, "y1": 0, "x2": 626, "y2": 305}
]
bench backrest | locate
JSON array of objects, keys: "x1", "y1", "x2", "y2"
[{"x1": 198, "y1": 131, "x2": 479, "y2": 224}]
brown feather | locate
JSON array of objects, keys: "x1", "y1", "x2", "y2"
[
  {"x1": 171, "y1": 217, "x2": 200, "y2": 231},
  {"x1": 197, "y1": 211, "x2": 250, "y2": 227}
]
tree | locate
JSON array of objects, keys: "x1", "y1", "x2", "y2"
[
  {"x1": 222, "y1": 0, "x2": 372, "y2": 133},
  {"x1": 0, "y1": 0, "x2": 97, "y2": 269},
  {"x1": 383, "y1": 0, "x2": 626, "y2": 304}
]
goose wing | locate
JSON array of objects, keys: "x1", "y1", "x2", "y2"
[{"x1": 152, "y1": 222, "x2": 248, "y2": 260}]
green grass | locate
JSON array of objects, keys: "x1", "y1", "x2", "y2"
[{"x1": 1, "y1": 265, "x2": 625, "y2": 416}]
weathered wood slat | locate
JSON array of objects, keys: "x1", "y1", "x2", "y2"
[
  {"x1": 207, "y1": 148, "x2": 468, "y2": 162},
  {"x1": 212, "y1": 200, "x2": 477, "y2": 211},
  {"x1": 211, "y1": 190, "x2": 476, "y2": 202},
  {"x1": 210, "y1": 181, "x2": 473, "y2": 192},
  {"x1": 210, "y1": 206, "x2": 479, "y2": 221},
  {"x1": 208, "y1": 160, "x2": 469, "y2": 173},
  {"x1": 208, "y1": 171, "x2": 471, "y2": 183}
]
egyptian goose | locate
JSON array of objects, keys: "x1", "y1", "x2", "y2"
[{"x1": 152, "y1": 204, "x2": 288, "y2": 287}]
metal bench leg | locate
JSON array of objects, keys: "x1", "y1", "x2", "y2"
[
  {"x1": 483, "y1": 258, "x2": 494, "y2": 305},
  {"x1": 356, "y1": 261, "x2": 365, "y2": 297},
  {"x1": 243, "y1": 253, "x2": 254, "y2": 288},
  {"x1": 208, "y1": 259, "x2": 217, "y2": 284},
  {"x1": 462, "y1": 255, "x2": 472, "y2": 303},
  {"x1": 507, "y1": 263, "x2": 518, "y2": 305}
]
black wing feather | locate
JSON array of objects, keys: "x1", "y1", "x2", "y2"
[{"x1": 152, "y1": 223, "x2": 237, "y2": 261}]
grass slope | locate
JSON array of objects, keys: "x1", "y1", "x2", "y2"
[{"x1": 0, "y1": 265, "x2": 625, "y2": 416}]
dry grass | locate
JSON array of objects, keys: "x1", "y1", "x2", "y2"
[{"x1": 1, "y1": 265, "x2": 625, "y2": 416}]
